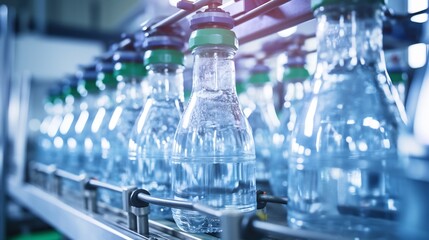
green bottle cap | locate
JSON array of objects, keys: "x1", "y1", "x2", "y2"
[
  {"x1": 184, "y1": 89, "x2": 192, "y2": 100},
  {"x1": 389, "y1": 72, "x2": 406, "y2": 84},
  {"x1": 249, "y1": 72, "x2": 270, "y2": 84},
  {"x1": 236, "y1": 81, "x2": 247, "y2": 94},
  {"x1": 97, "y1": 72, "x2": 118, "y2": 89},
  {"x1": 114, "y1": 62, "x2": 147, "y2": 78},
  {"x1": 64, "y1": 85, "x2": 81, "y2": 98},
  {"x1": 144, "y1": 49, "x2": 185, "y2": 66},
  {"x1": 189, "y1": 28, "x2": 238, "y2": 50},
  {"x1": 311, "y1": 0, "x2": 386, "y2": 10},
  {"x1": 283, "y1": 67, "x2": 310, "y2": 82},
  {"x1": 81, "y1": 79, "x2": 99, "y2": 94}
]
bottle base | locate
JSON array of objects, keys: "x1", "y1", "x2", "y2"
[{"x1": 172, "y1": 209, "x2": 221, "y2": 233}]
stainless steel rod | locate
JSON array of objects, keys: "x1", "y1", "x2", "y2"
[
  {"x1": 88, "y1": 178, "x2": 123, "y2": 193},
  {"x1": 234, "y1": 0, "x2": 291, "y2": 26},
  {"x1": 137, "y1": 192, "x2": 221, "y2": 217},
  {"x1": 55, "y1": 169, "x2": 85, "y2": 183},
  {"x1": 258, "y1": 194, "x2": 288, "y2": 205}
]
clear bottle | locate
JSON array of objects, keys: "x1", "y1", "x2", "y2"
[
  {"x1": 398, "y1": 21, "x2": 429, "y2": 239},
  {"x1": 35, "y1": 84, "x2": 64, "y2": 165},
  {"x1": 246, "y1": 63, "x2": 280, "y2": 184},
  {"x1": 87, "y1": 55, "x2": 119, "y2": 177},
  {"x1": 287, "y1": 0, "x2": 406, "y2": 238},
  {"x1": 77, "y1": 64, "x2": 104, "y2": 178},
  {"x1": 271, "y1": 57, "x2": 309, "y2": 197},
  {"x1": 55, "y1": 75, "x2": 82, "y2": 173},
  {"x1": 236, "y1": 79, "x2": 252, "y2": 117},
  {"x1": 54, "y1": 74, "x2": 85, "y2": 200},
  {"x1": 100, "y1": 37, "x2": 147, "y2": 207},
  {"x1": 134, "y1": 47, "x2": 185, "y2": 218},
  {"x1": 171, "y1": 10, "x2": 256, "y2": 233}
]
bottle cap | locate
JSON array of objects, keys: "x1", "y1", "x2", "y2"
[
  {"x1": 236, "y1": 80, "x2": 247, "y2": 94},
  {"x1": 63, "y1": 75, "x2": 80, "y2": 98},
  {"x1": 77, "y1": 64, "x2": 99, "y2": 94},
  {"x1": 114, "y1": 62, "x2": 147, "y2": 78},
  {"x1": 248, "y1": 63, "x2": 270, "y2": 84},
  {"x1": 311, "y1": 0, "x2": 386, "y2": 10},
  {"x1": 248, "y1": 72, "x2": 270, "y2": 84},
  {"x1": 283, "y1": 66, "x2": 310, "y2": 82},
  {"x1": 96, "y1": 53, "x2": 118, "y2": 89},
  {"x1": 144, "y1": 49, "x2": 184, "y2": 66},
  {"x1": 189, "y1": 28, "x2": 238, "y2": 50},
  {"x1": 113, "y1": 37, "x2": 143, "y2": 63},
  {"x1": 190, "y1": 11, "x2": 234, "y2": 30}
]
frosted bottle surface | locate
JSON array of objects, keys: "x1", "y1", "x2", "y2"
[
  {"x1": 287, "y1": 2, "x2": 407, "y2": 239},
  {"x1": 172, "y1": 44, "x2": 256, "y2": 233}
]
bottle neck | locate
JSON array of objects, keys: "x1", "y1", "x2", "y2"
[
  {"x1": 248, "y1": 83, "x2": 273, "y2": 103},
  {"x1": 147, "y1": 63, "x2": 184, "y2": 101},
  {"x1": 97, "y1": 87, "x2": 117, "y2": 109},
  {"x1": 315, "y1": 5, "x2": 384, "y2": 72},
  {"x1": 116, "y1": 77, "x2": 146, "y2": 109},
  {"x1": 192, "y1": 46, "x2": 236, "y2": 92}
]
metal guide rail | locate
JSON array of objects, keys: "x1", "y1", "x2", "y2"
[{"x1": 19, "y1": 162, "x2": 347, "y2": 240}]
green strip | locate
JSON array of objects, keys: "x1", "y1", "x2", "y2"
[
  {"x1": 83, "y1": 79, "x2": 99, "y2": 93},
  {"x1": 389, "y1": 72, "x2": 405, "y2": 84},
  {"x1": 283, "y1": 67, "x2": 309, "y2": 82},
  {"x1": 114, "y1": 62, "x2": 147, "y2": 78},
  {"x1": 97, "y1": 72, "x2": 118, "y2": 89},
  {"x1": 236, "y1": 81, "x2": 247, "y2": 94},
  {"x1": 184, "y1": 89, "x2": 192, "y2": 101},
  {"x1": 10, "y1": 230, "x2": 62, "y2": 240},
  {"x1": 144, "y1": 49, "x2": 185, "y2": 66},
  {"x1": 249, "y1": 72, "x2": 270, "y2": 84},
  {"x1": 189, "y1": 28, "x2": 238, "y2": 50},
  {"x1": 64, "y1": 85, "x2": 81, "y2": 98}
]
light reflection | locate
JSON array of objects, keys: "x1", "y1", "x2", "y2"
[
  {"x1": 109, "y1": 107, "x2": 123, "y2": 131},
  {"x1": 75, "y1": 110, "x2": 89, "y2": 134},
  {"x1": 363, "y1": 117, "x2": 380, "y2": 129},
  {"x1": 53, "y1": 137, "x2": 63, "y2": 148},
  {"x1": 358, "y1": 142, "x2": 368, "y2": 151},
  {"x1": 48, "y1": 116, "x2": 63, "y2": 137},
  {"x1": 67, "y1": 138, "x2": 77, "y2": 149},
  {"x1": 91, "y1": 108, "x2": 106, "y2": 133},
  {"x1": 59, "y1": 113, "x2": 74, "y2": 135},
  {"x1": 304, "y1": 98, "x2": 318, "y2": 137}
]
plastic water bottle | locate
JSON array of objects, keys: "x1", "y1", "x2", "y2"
[
  {"x1": 34, "y1": 83, "x2": 65, "y2": 165},
  {"x1": 100, "y1": 36, "x2": 147, "y2": 207},
  {"x1": 270, "y1": 53, "x2": 309, "y2": 197},
  {"x1": 287, "y1": 0, "x2": 406, "y2": 238},
  {"x1": 55, "y1": 75, "x2": 82, "y2": 173},
  {"x1": 171, "y1": 9, "x2": 256, "y2": 233},
  {"x1": 132, "y1": 27, "x2": 185, "y2": 218},
  {"x1": 81, "y1": 55, "x2": 119, "y2": 178},
  {"x1": 246, "y1": 62, "x2": 280, "y2": 184},
  {"x1": 398, "y1": 19, "x2": 429, "y2": 239},
  {"x1": 76, "y1": 64, "x2": 104, "y2": 178}
]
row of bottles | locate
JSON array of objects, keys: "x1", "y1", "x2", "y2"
[{"x1": 31, "y1": 0, "x2": 416, "y2": 238}]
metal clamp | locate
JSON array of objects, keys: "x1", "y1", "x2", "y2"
[{"x1": 129, "y1": 189, "x2": 151, "y2": 236}]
